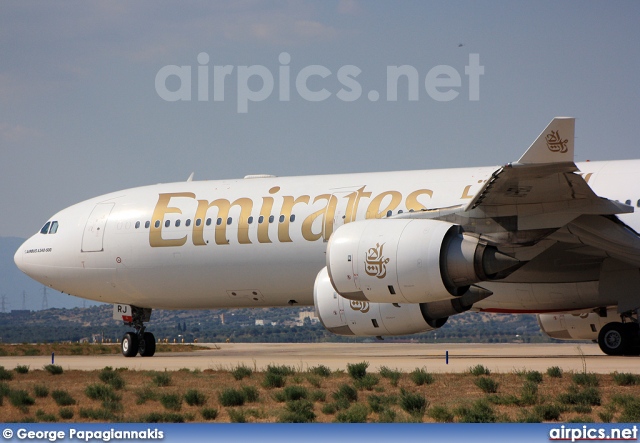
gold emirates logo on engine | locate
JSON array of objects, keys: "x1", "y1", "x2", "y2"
[
  {"x1": 365, "y1": 242, "x2": 389, "y2": 279},
  {"x1": 546, "y1": 130, "x2": 568, "y2": 153},
  {"x1": 349, "y1": 300, "x2": 370, "y2": 313}
]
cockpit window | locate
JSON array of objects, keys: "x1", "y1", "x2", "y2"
[
  {"x1": 40, "y1": 222, "x2": 51, "y2": 234},
  {"x1": 49, "y1": 221, "x2": 59, "y2": 234}
]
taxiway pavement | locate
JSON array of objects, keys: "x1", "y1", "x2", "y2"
[{"x1": 0, "y1": 343, "x2": 633, "y2": 374}]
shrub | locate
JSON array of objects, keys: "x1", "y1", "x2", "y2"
[
  {"x1": 410, "y1": 368, "x2": 434, "y2": 386},
  {"x1": 227, "y1": 408, "x2": 247, "y2": 423},
  {"x1": 534, "y1": 403, "x2": 562, "y2": 421},
  {"x1": 59, "y1": 408, "x2": 74, "y2": 420},
  {"x1": 399, "y1": 389, "x2": 428, "y2": 417},
  {"x1": 152, "y1": 372, "x2": 171, "y2": 387},
  {"x1": 219, "y1": 388, "x2": 245, "y2": 407},
  {"x1": 310, "y1": 390, "x2": 326, "y2": 403},
  {"x1": 184, "y1": 389, "x2": 207, "y2": 407},
  {"x1": 613, "y1": 372, "x2": 640, "y2": 386},
  {"x1": 557, "y1": 385, "x2": 601, "y2": 406},
  {"x1": 201, "y1": 407, "x2": 218, "y2": 420},
  {"x1": 135, "y1": 386, "x2": 158, "y2": 405},
  {"x1": 231, "y1": 365, "x2": 252, "y2": 381},
  {"x1": 309, "y1": 365, "x2": 331, "y2": 377},
  {"x1": 335, "y1": 404, "x2": 369, "y2": 423},
  {"x1": 9, "y1": 389, "x2": 36, "y2": 409},
  {"x1": 547, "y1": 366, "x2": 563, "y2": 378},
  {"x1": 306, "y1": 375, "x2": 322, "y2": 388},
  {"x1": 368, "y1": 394, "x2": 397, "y2": 413},
  {"x1": 519, "y1": 381, "x2": 538, "y2": 406},
  {"x1": 475, "y1": 377, "x2": 499, "y2": 394},
  {"x1": 525, "y1": 371, "x2": 543, "y2": 384},
  {"x1": 355, "y1": 374, "x2": 379, "y2": 391},
  {"x1": 51, "y1": 390, "x2": 76, "y2": 406},
  {"x1": 241, "y1": 386, "x2": 259, "y2": 403},
  {"x1": 377, "y1": 409, "x2": 397, "y2": 423},
  {"x1": 279, "y1": 399, "x2": 316, "y2": 423},
  {"x1": 321, "y1": 403, "x2": 337, "y2": 415},
  {"x1": 35, "y1": 409, "x2": 58, "y2": 422},
  {"x1": 347, "y1": 362, "x2": 369, "y2": 380},
  {"x1": 280, "y1": 385, "x2": 308, "y2": 401},
  {"x1": 0, "y1": 366, "x2": 14, "y2": 381},
  {"x1": 43, "y1": 364, "x2": 63, "y2": 375},
  {"x1": 15, "y1": 365, "x2": 29, "y2": 374},
  {"x1": 617, "y1": 396, "x2": 640, "y2": 422},
  {"x1": 78, "y1": 408, "x2": 117, "y2": 421},
  {"x1": 379, "y1": 366, "x2": 402, "y2": 386},
  {"x1": 85, "y1": 384, "x2": 121, "y2": 403},
  {"x1": 141, "y1": 412, "x2": 185, "y2": 423},
  {"x1": 266, "y1": 364, "x2": 295, "y2": 376},
  {"x1": 99, "y1": 368, "x2": 125, "y2": 390},
  {"x1": 469, "y1": 365, "x2": 490, "y2": 376},
  {"x1": 572, "y1": 372, "x2": 599, "y2": 387},
  {"x1": 33, "y1": 385, "x2": 49, "y2": 398},
  {"x1": 455, "y1": 399, "x2": 496, "y2": 423},
  {"x1": 428, "y1": 405, "x2": 454, "y2": 422},
  {"x1": 160, "y1": 393, "x2": 182, "y2": 411},
  {"x1": 333, "y1": 384, "x2": 358, "y2": 403},
  {"x1": 262, "y1": 372, "x2": 286, "y2": 389}
]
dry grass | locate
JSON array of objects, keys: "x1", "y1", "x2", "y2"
[{"x1": 1, "y1": 363, "x2": 640, "y2": 423}]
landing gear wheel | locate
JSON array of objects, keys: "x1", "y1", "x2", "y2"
[
  {"x1": 139, "y1": 332, "x2": 156, "y2": 357},
  {"x1": 121, "y1": 332, "x2": 139, "y2": 357},
  {"x1": 598, "y1": 322, "x2": 630, "y2": 355}
]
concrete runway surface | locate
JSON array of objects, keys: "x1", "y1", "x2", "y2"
[{"x1": 0, "y1": 342, "x2": 636, "y2": 374}]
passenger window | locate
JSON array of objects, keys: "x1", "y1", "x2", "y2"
[
  {"x1": 49, "y1": 221, "x2": 59, "y2": 234},
  {"x1": 175, "y1": 220, "x2": 181, "y2": 227},
  {"x1": 165, "y1": 220, "x2": 170, "y2": 228},
  {"x1": 258, "y1": 216, "x2": 264, "y2": 224},
  {"x1": 290, "y1": 214, "x2": 295, "y2": 222},
  {"x1": 196, "y1": 219, "x2": 201, "y2": 227},
  {"x1": 386, "y1": 210, "x2": 392, "y2": 217},
  {"x1": 269, "y1": 215, "x2": 274, "y2": 223},
  {"x1": 40, "y1": 222, "x2": 51, "y2": 234},
  {"x1": 398, "y1": 210, "x2": 403, "y2": 214},
  {"x1": 186, "y1": 219, "x2": 191, "y2": 227},
  {"x1": 206, "y1": 218, "x2": 212, "y2": 226},
  {"x1": 248, "y1": 216, "x2": 254, "y2": 224},
  {"x1": 626, "y1": 199, "x2": 631, "y2": 206},
  {"x1": 227, "y1": 217, "x2": 232, "y2": 225},
  {"x1": 279, "y1": 215, "x2": 285, "y2": 223},
  {"x1": 145, "y1": 221, "x2": 150, "y2": 229},
  {"x1": 154, "y1": 220, "x2": 160, "y2": 228},
  {"x1": 135, "y1": 221, "x2": 140, "y2": 229},
  {"x1": 216, "y1": 218, "x2": 222, "y2": 226}
]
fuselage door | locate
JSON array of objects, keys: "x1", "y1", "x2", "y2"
[{"x1": 81, "y1": 203, "x2": 114, "y2": 252}]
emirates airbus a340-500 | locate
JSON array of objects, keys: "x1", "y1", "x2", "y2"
[{"x1": 14, "y1": 118, "x2": 640, "y2": 357}]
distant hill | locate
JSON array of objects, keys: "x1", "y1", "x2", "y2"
[{"x1": 0, "y1": 237, "x2": 98, "y2": 311}]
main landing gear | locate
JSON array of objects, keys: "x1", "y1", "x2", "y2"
[
  {"x1": 120, "y1": 306, "x2": 156, "y2": 357},
  {"x1": 597, "y1": 310, "x2": 640, "y2": 356}
]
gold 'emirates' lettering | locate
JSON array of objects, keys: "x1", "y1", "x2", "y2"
[{"x1": 149, "y1": 186, "x2": 435, "y2": 248}]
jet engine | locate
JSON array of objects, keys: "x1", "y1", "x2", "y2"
[
  {"x1": 326, "y1": 219, "x2": 518, "y2": 304},
  {"x1": 314, "y1": 267, "x2": 492, "y2": 337}
]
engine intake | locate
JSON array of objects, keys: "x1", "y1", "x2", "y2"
[{"x1": 326, "y1": 219, "x2": 517, "y2": 304}]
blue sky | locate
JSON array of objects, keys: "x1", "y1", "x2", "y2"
[{"x1": 2, "y1": 0, "x2": 639, "y2": 238}]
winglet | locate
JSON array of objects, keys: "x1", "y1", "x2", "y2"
[{"x1": 517, "y1": 117, "x2": 575, "y2": 165}]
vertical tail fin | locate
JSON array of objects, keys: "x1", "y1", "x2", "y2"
[{"x1": 517, "y1": 117, "x2": 575, "y2": 164}]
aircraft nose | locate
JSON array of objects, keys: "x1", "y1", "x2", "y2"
[{"x1": 14, "y1": 241, "x2": 24, "y2": 272}]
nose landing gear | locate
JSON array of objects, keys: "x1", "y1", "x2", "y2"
[{"x1": 116, "y1": 305, "x2": 156, "y2": 357}]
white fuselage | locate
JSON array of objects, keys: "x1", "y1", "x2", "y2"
[{"x1": 14, "y1": 159, "x2": 640, "y2": 313}]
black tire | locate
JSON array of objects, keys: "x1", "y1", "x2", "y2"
[
  {"x1": 139, "y1": 332, "x2": 156, "y2": 357},
  {"x1": 598, "y1": 322, "x2": 628, "y2": 356},
  {"x1": 121, "y1": 332, "x2": 139, "y2": 357}
]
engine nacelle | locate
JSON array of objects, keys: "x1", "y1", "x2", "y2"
[
  {"x1": 327, "y1": 219, "x2": 517, "y2": 304},
  {"x1": 537, "y1": 309, "x2": 618, "y2": 341},
  {"x1": 314, "y1": 267, "x2": 492, "y2": 337}
]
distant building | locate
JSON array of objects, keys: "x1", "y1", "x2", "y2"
[
  {"x1": 255, "y1": 319, "x2": 265, "y2": 326},
  {"x1": 298, "y1": 311, "x2": 317, "y2": 324}
]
